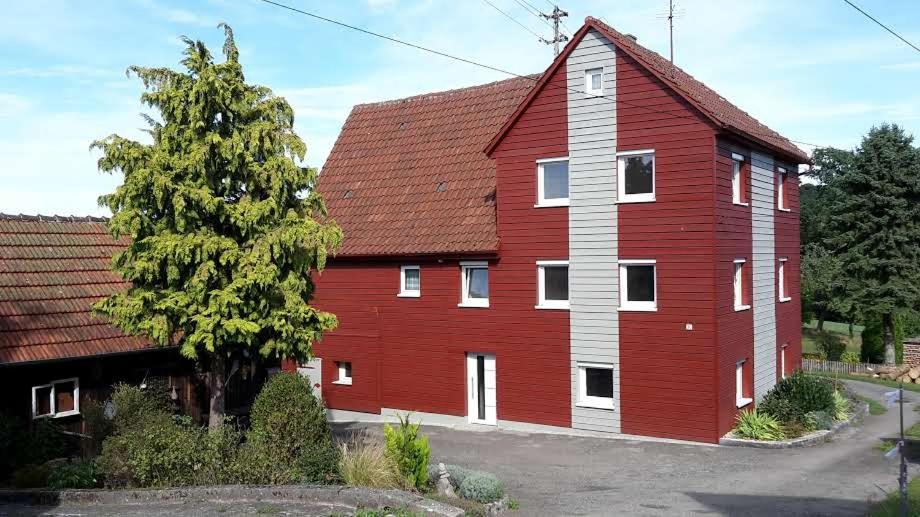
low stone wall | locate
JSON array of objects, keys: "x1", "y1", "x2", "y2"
[
  {"x1": 0, "y1": 485, "x2": 464, "y2": 516},
  {"x1": 719, "y1": 399, "x2": 869, "y2": 449}
]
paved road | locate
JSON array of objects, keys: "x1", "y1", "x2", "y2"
[{"x1": 3, "y1": 380, "x2": 916, "y2": 516}]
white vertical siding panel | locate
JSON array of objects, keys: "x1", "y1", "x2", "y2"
[
  {"x1": 751, "y1": 151, "x2": 777, "y2": 399},
  {"x1": 567, "y1": 29, "x2": 621, "y2": 433}
]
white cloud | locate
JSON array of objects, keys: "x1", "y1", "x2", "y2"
[
  {"x1": 882, "y1": 61, "x2": 920, "y2": 71},
  {"x1": 0, "y1": 93, "x2": 31, "y2": 118},
  {"x1": 137, "y1": 0, "x2": 216, "y2": 27}
]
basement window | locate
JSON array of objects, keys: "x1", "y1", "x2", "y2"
[
  {"x1": 459, "y1": 261, "x2": 489, "y2": 308},
  {"x1": 334, "y1": 362, "x2": 352, "y2": 385},
  {"x1": 618, "y1": 260, "x2": 657, "y2": 311},
  {"x1": 585, "y1": 68, "x2": 604, "y2": 96},
  {"x1": 577, "y1": 363, "x2": 614, "y2": 410},
  {"x1": 731, "y1": 153, "x2": 748, "y2": 206},
  {"x1": 536, "y1": 260, "x2": 569, "y2": 309},
  {"x1": 778, "y1": 258, "x2": 791, "y2": 302},
  {"x1": 736, "y1": 361, "x2": 752, "y2": 408},
  {"x1": 32, "y1": 378, "x2": 80, "y2": 419},
  {"x1": 535, "y1": 157, "x2": 569, "y2": 207},
  {"x1": 399, "y1": 265, "x2": 421, "y2": 297},
  {"x1": 617, "y1": 150, "x2": 655, "y2": 203}
]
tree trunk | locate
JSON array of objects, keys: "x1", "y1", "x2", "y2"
[
  {"x1": 209, "y1": 354, "x2": 227, "y2": 430},
  {"x1": 848, "y1": 322, "x2": 854, "y2": 339},
  {"x1": 817, "y1": 313, "x2": 825, "y2": 332},
  {"x1": 883, "y1": 312, "x2": 896, "y2": 365}
]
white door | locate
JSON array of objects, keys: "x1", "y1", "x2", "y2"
[{"x1": 467, "y1": 353, "x2": 496, "y2": 425}]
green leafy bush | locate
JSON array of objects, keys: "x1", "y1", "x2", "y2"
[
  {"x1": 384, "y1": 413, "x2": 431, "y2": 490},
  {"x1": 299, "y1": 442, "x2": 341, "y2": 484},
  {"x1": 806, "y1": 410, "x2": 834, "y2": 430},
  {"x1": 862, "y1": 315, "x2": 906, "y2": 364},
  {"x1": 446, "y1": 465, "x2": 471, "y2": 490},
  {"x1": 110, "y1": 383, "x2": 172, "y2": 431},
  {"x1": 12, "y1": 464, "x2": 51, "y2": 488},
  {"x1": 48, "y1": 460, "x2": 99, "y2": 489},
  {"x1": 248, "y1": 373, "x2": 331, "y2": 456},
  {"x1": 733, "y1": 409, "x2": 785, "y2": 441},
  {"x1": 802, "y1": 352, "x2": 825, "y2": 360},
  {"x1": 840, "y1": 351, "x2": 861, "y2": 364},
  {"x1": 832, "y1": 390, "x2": 852, "y2": 421},
  {"x1": 458, "y1": 471, "x2": 505, "y2": 503},
  {"x1": 338, "y1": 440, "x2": 402, "y2": 489},
  {"x1": 759, "y1": 370, "x2": 835, "y2": 427},
  {"x1": 815, "y1": 331, "x2": 846, "y2": 361}
]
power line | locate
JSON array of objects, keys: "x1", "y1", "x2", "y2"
[
  {"x1": 480, "y1": 0, "x2": 546, "y2": 41},
  {"x1": 255, "y1": 0, "x2": 824, "y2": 151},
  {"x1": 841, "y1": 0, "x2": 920, "y2": 54},
  {"x1": 513, "y1": 0, "x2": 569, "y2": 37}
]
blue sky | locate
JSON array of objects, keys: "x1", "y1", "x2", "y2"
[{"x1": 0, "y1": 0, "x2": 918, "y2": 216}]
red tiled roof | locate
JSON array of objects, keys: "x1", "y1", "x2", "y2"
[
  {"x1": 587, "y1": 18, "x2": 809, "y2": 163},
  {"x1": 319, "y1": 76, "x2": 537, "y2": 257},
  {"x1": 0, "y1": 214, "x2": 152, "y2": 365}
]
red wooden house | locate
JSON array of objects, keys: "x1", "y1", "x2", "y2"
[{"x1": 306, "y1": 18, "x2": 807, "y2": 444}]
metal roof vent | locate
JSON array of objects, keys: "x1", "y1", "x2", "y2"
[
  {"x1": 436, "y1": 181, "x2": 448, "y2": 193},
  {"x1": 625, "y1": 33, "x2": 638, "y2": 42},
  {"x1": 343, "y1": 190, "x2": 354, "y2": 199}
]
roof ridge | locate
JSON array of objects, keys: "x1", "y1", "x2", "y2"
[
  {"x1": 0, "y1": 213, "x2": 109, "y2": 223},
  {"x1": 353, "y1": 74, "x2": 540, "y2": 110}
]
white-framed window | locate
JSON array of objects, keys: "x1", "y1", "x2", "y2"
[
  {"x1": 780, "y1": 344, "x2": 788, "y2": 379},
  {"x1": 616, "y1": 150, "x2": 655, "y2": 203},
  {"x1": 536, "y1": 260, "x2": 569, "y2": 310},
  {"x1": 736, "y1": 360, "x2": 752, "y2": 408},
  {"x1": 31, "y1": 378, "x2": 79, "y2": 419},
  {"x1": 776, "y1": 166, "x2": 790, "y2": 211},
  {"x1": 731, "y1": 153, "x2": 748, "y2": 206},
  {"x1": 398, "y1": 265, "x2": 421, "y2": 297},
  {"x1": 334, "y1": 361, "x2": 352, "y2": 385},
  {"x1": 535, "y1": 157, "x2": 569, "y2": 207},
  {"x1": 733, "y1": 259, "x2": 750, "y2": 311},
  {"x1": 778, "y1": 258, "x2": 791, "y2": 302},
  {"x1": 618, "y1": 260, "x2": 657, "y2": 311},
  {"x1": 459, "y1": 261, "x2": 489, "y2": 308},
  {"x1": 577, "y1": 362, "x2": 614, "y2": 410},
  {"x1": 585, "y1": 67, "x2": 604, "y2": 96}
]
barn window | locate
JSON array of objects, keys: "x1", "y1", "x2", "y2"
[
  {"x1": 577, "y1": 363, "x2": 614, "y2": 410},
  {"x1": 460, "y1": 261, "x2": 489, "y2": 308},
  {"x1": 731, "y1": 153, "x2": 748, "y2": 205},
  {"x1": 585, "y1": 68, "x2": 604, "y2": 96},
  {"x1": 618, "y1": 260, "x2": 657, "y2": 311},
  {"x1": 32, "y1": 378, "x2": 80, "y2": 419},
  {"x1": 536, "y1": 260, "x2": 569, "y2": 309},
  {"x1": 535, "y1": 157, "x2": 569, "y2": 207},
  {"x1": 399, "y1": 265, "x2": 421, "y2": 297},
  {"x1": 736, "y1": 360, "x2": 752, "y2": 407},
  {"x1": 617, "y1": 150, "x2": 655, "y2": 203},
  {"x1": 778, "y1": 258, "x2": 791, "y2": 302},
  {"x1": 776, "y1": 167, "x2": 790, "y2": 211},
  {"x1": 334, "y1": 362, "x2": 352, "y2": 385},
  {"x1": 734, "y1": 259, "x2": 750, "y2": 311}
]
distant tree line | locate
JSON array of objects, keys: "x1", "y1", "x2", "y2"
[{"x1": 801, "y1": 124, "x2": 920, "y2": 364}]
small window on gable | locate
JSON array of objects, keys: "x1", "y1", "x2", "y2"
[
  {"x1": 537, "y1": 260, "x2": 569, "y2": 309},
  {"x1": 617, "y1": 150, "x2": 655, "y2": 203},
  {"x1": 536, "y1": 158, "x2": 569, "y2": 207},
  {"x1": 460, "y1": 261, "x2": 489, "y2": 308},
  {"x1": 399, "y1": 265, "x2": 420, "y2": 297},
  {"x1": 335, "y1": 361, "x2": 352, "y2": 385},
  {"x1": 585, "y1": 68, "x2": 604, "y2": 96},
  {"x1": 731, "y1": 153, "x2": 748, "y2": 205},
  {"x1": 32, "y1": 378, "x2": 79, "y2": 419},
  {"x1": 734, "y1": 259, "x2": 750, "y2": 311},
  {"x1": 778, "y1": 258, "x2": 791, "y2": 302},
  {"x1": 577, "y1": 363, "x2": 614, "y2": 410},
  {"x1": 736, "y1": 360, "x2": 752, "y2": 408},
  {"x1": 776, "y1": 167, "x2": 789, "y2": 211},
  {"x1": 619, "y1": 260, "x2": 657, "y2": 311}
]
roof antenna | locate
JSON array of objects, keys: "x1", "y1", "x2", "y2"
[
  {"x1": 658, "y1": 0, "x2": 686, "y2": 62},
  {"x1": 539, "y1": 5, "x2": 569, "y2": 57}
]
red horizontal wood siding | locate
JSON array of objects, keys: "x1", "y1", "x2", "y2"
[
  {"x1": 615, "y1": 50, "x2": 721, "y2": 443},
  {"x1": 312, "y1": 62, "x2": 571, "y2": 428},
  {"x1": 775, "y1": 159, "x2": 802, "y2": 378}
]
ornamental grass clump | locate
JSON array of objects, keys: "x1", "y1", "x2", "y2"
[
  {"x1": 832, "y1": 390, "x2": 852, "y2": 421},
  {"x1": 338, "y1": 440, "x2": 402, "y2": 489},
  {"x1": 733, "y1": 408, "x2": 785, "y2": 441}
]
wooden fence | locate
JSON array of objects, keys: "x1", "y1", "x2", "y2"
[{"x1": 801, "y1": 358, "x2": 884, "y2": 376}]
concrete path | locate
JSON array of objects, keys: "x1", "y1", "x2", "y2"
[{"x1": 341, "y1": 379, "x2": 920, "y2": 516}]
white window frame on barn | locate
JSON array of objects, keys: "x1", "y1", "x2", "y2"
[
  {"x1": 536, "y1": 260, "x2": 569, "y2": 310},
  {"x1": 616, "y1": 149, "x2": 656, "y2": 203},
  {"x1": 734, "y1": 258, "x2": 750, "y2": 311},
  {"x1": 31, "y1": 377, "x2": 80, "y2": 419},
  {"x1": 618, "y1": 259, "x2": 657, "y2": 312},
  {"x1": 776, "y1": 166, "x2": 790, "y2": 212},
  {"x1": 731, "y1": 152, "x2": 748, "y2": 206},
  {"x1": 736, "y1": 361, "x2": 752, "y2": 408},
  {"x1": 459, "y1": 261, "x2": 490, "y2": 308},
  {"x1": 398, "y1": 265, "x2": 421, "y2": 297},
  {"x1": 778, "y1": 258, "x2": 791, "y2": 302},
  {"x1": 585, "y1": 67, "x2": 604, "y2": 97},
  {"x1": 334, "y1": 361, "x2": 352, "y2": 385},
  {"x1": 535, "y1": 157, "x2": 570, "y2": 208},
  {"x1": 576, "y1": 362, "x2": 615, "y2": 410}
]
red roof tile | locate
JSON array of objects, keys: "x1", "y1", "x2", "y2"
[
  {"x1": 0, "y1": 214, "x2": 153, "y2": 365},
  {"x1": 319, "y1": 76, "x2": 537, "y2": 257}
]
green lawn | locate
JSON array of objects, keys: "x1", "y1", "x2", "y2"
[
  {"x1": 809, "y1": 372, "x2": 920, "y2": 393},
  {"x1": 857, "y1": 394, "x2": 889, "y2": 415},
  {"x1": 802, "y1": 319, "x2": 863, "y2": 356},
  {"x1": 869, "y1": 476, "x2": 920, "y2": 516}
]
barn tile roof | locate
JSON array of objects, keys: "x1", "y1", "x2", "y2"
[
  {"x1": 0, "y1": 214, "x2": 152, "y2": 365},
  {"x1": 319, "y1": 75, "x2": 537, "y2": 257}
]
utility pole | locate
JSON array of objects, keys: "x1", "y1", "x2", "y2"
[{"x1": 540, "y1": 5, "x2": 569, "y2": 56}]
